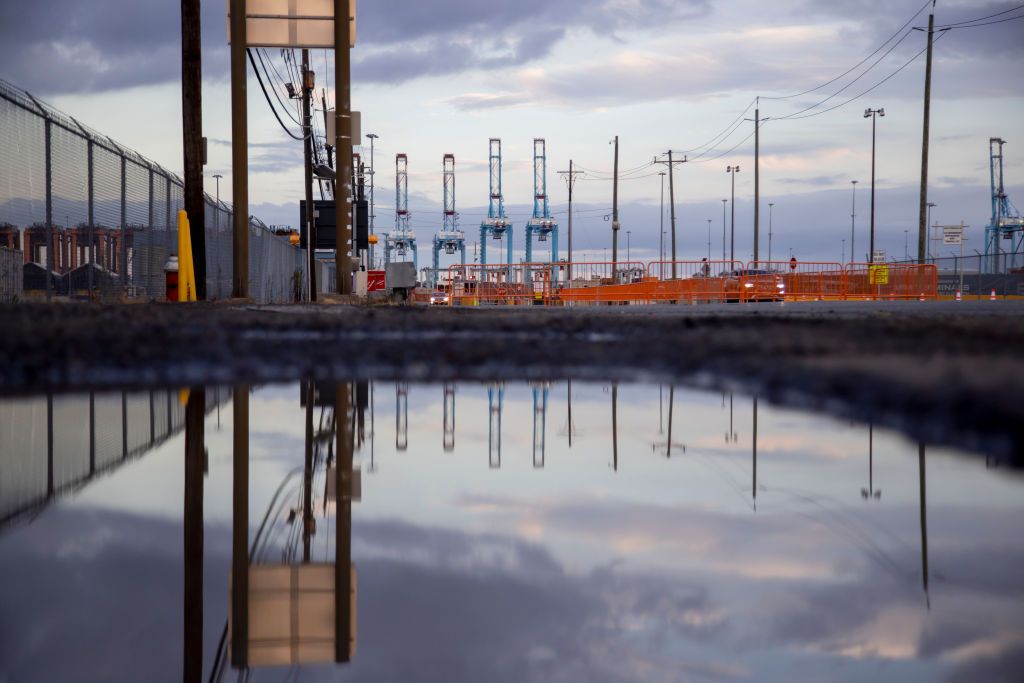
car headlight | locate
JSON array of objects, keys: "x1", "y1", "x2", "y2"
[{"x1": 744, "y1": 283, "x2": 754, "y2": 288}]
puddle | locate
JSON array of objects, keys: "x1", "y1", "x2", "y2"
[{"x1": 1, "y1": 381, "x2": 1022, "y2": 682}]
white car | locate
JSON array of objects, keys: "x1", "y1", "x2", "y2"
[{"x1": 429, "y1": 291, "x2": 450, "y2": 306}]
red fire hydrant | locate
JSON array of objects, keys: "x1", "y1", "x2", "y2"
[{"x1": 165, "y1": 255, "x2": 179, "y2": 302}]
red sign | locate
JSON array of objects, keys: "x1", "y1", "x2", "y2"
[
  {"x1": 789, "y1": 257, "x2": 797, "y2": 271},
  {"x1": 368, "y1": 270, "x2": 386, "y2": 292}
]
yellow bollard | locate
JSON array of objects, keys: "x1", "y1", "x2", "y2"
[{"x1": 177, "y1": 210, "x2": 197, "y2": 302}]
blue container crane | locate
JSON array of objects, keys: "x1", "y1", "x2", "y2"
[
  {"x1": 479, "y1": 139, "x2": 513, "y2": 277},
  {"x1": 525, "y1": 138, "x2": 558, "y2": 280},
  {"x1": 384, "y1": 153, "x2": 417, "y2": 273},
  {"x1": 984, "y1": 137, "x2": 1023, "y2": 273},
  {"x1": 431, "y1": 154, "x2": 466, "y2": 288}
]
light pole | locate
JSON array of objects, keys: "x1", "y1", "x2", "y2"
[
  {"x1": 366, "y1": 133, "x2": 378, "y2": 267},
  {"x1": 727, "y1": 166, "x2": 740, "y2": 263},
  {"x1": 767, "y1": 202, "x2": 774, "y2": 265},
  {"x1": 904, "y1": 229, "x2": 909, "y2": 260},
  {"x1": 721, "y1": 199, "x2": 727, "y2": 263},
  {"x1": 213, "y1": 174, "x2": 223, "y2": 230},
  {"x1": 707, "y1": 219, "x2": 712, "y2": 263},
  {"x1": 659, "y1": 172, "x2": 666, "y2": 266},
  {"x1": 864, "y1": 108, "x2": 885, "y2": 262},
  {"x1": 627, "y1": 230, "x2": 631, "y2": 263},
  {"x1": 850, "y1": 180, "x2": 858, "y2": 263},
  {"x1": 842, "y1": 238, "x2": 846, "y2": 264},
  {"x1": 926, "y1": 202, "x2": 936, "y2": 262}
]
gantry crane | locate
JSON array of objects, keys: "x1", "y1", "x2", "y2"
[
  {"x1": 531, "y1": 382, "x2": 549, "y2": 468},
  {"x1": 384, "y1": 153, "x2": 417, "y2": 272},
  {"x1": 487, "y1": 382, "x2": 504, "y2": 469},
  {"x1": 525, "y1": 139, "x2": 558, "y2": 278},
  {"x1": 431, "y1": 154, "x2": 466, "y2": 289},
  {"x1": 443, "y1": 382, "x2": 455, "y2": 452},
  {"x1": 985, "y1": 137, "x2": 1023, "y2": 272},
  {"x1": 479, "y1": 139, "x2": 513, "y2": 276}
]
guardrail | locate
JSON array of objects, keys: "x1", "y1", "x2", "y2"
[{"x1": 439, "y1": 261, "x2": 939, "y2": 306}]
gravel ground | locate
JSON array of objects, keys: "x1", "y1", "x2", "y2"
[{"x1": 1, "y1": 300, "x2": 1022, "y2": 461}]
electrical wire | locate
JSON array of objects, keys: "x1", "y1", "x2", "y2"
[
  {"x1": 937, "y1": 13, "x2": 1024, "y2": 29},
  {"x1": 771, "y1": 29, "x2": 916, "y2": 121},
  {"x1": 775, "y1": 30, "x2": 948, "y2": 121},
  {"x1": 934, "y1": 3, "x2": 1024, "y2": 27},
  {"x1": 762, "y1": 0, "x2": 934, "y2": 101},
  {"x1": 255, "y1": 49, "x2": 301, "y2": 126},
  {"x1": 247, "y1": 49, "x2": 309, "y2": 141}
]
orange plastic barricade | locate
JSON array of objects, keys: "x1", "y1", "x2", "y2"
[
  {"x1": 553, "y1": 262, "x2": 649, "y2": 305},
  {"x1": 845, "y1": 263, "x2": 938, "y2": 300},
  {"x1": 743, "y1": 261, "x2": 844, "y2": 302},
  {"x1": 645, "y1": 260, "x2": 743, "y2": 303},
  {"x1": 446, "y1": 263, "x2": 553, "y2": 306}
]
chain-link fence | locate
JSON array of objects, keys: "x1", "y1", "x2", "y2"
[
  {"x1": 0, "y1": 78, "x2": 303, "y2": 302},
  {"x1": 0, "y1": 247, "x2": 22, "y2": 302},
  {"x1": 890, "y1": 251, "x2": 1024, "y2": 297}
]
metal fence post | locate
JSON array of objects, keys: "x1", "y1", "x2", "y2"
[
  {"x1": 45, "y1": 118, "x2": 53, "y2": 299},
  {"x1": 86, "y1": 139, "x2": 95, "y2": 296},
  {"x1": 148, "y1": 166, "x2": 155, "y2": 299},
  {"x1": 120, "y1": 154, "x2": 127, "y2": 296}
]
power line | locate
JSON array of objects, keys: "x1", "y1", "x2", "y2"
[
  {"x1": 935, "y1": 3, "x2": 1024, "y2": 27},
  {"x1": 255, "y1": 49, "x2": 300, "y2": 126},
  {"x1": 771, "y1": 29, "x2": 916, "y2": 120},
  {"x1": 246, "y1": 49, "x2": 308, "y2": 141},
  {"x1": 762, "y1": 0, "x2": 933, "y2": 101},
  {"x1": 937, "y1": 13, "x2": 1024, "y2": 29},
  {"x1": 775, "y1": 31, "x2": 949, "y2": 121}
]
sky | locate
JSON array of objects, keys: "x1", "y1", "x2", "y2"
[{"x1": 1, "y1": 0, "x2": 1022, "y2": 265}]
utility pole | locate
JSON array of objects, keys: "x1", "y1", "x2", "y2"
[
  {"x1": 706, "y1": 219, "x2": 712, "y2": 263},
  {"x1": 321, "y1": 91, "x2": 335, "y2": 196},
  {"x1": 229, "y1": 0, "x2": 248, "y2": 298},
  {"x1": 335, "y1": 0, "x2": 353, "y2": 295},
  {"x1": 181, "y1": 0, "x2": 206, "y2": 298},
  {"x1": 654, "y1": 152, "x2": 686, "y2": 278},
  {"x1": 727, "y1": 166, "x2": 741, "y2": 262},
  {"x1": 611, "y1": 136, "x2": 620, "y2": 269},
  {"x1": 850, "y1": 180, "x2": 858, "y2": 263},
  {"x1": 658, "y1": 172, "x2": 666, "y2": 264},
  {"x1": 302, "y1": 50, "x2": 317, "y2": 302},
  {"x1": 768, "y1": 202, "x2": 774, "y2": 264},
  {"x1": 916, "y1": 2, "x2": 937, "y2": 264},
  {"x1": 745, "y1": 102, "x2": 769, "y2": 265},
  {"x1": 558, "y1": 161, "x2": 583, "y2": 270},
  {"x1": 864, "y1": 108, "x2": 885, "y2": 262},
  {"x1": 367, "y1": 133, "x2": 378, "y2": 268},
  {"x1": 213, "y1": 174, "x2": 222, "y2": 228}
]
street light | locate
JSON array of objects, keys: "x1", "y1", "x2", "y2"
[
  {"x1": 767, "y1": 202, "x2": 774, "y2": 265},
  {"x1": 726, "y1": 166, "x2": 741, "y2": 262},
  {"x1": 626, "y1": 230, "x2": 631, "y2": 263},
  {"x1": 850, "y1": 180, "x2": 858, "y2": 263},
  {"x1": 721, "y1": 199, "x2": 727, "y2": 263},
  {"x1": 864, "y1": 108, "x2": 885, "y2": 262},
  {"x1": 213, "y1": 174, "x2": 223, "y2": 232},
  {"x1": 658, "y1": 172, "x2": 666, "y2": 265},
  {"x1": 706, "y1": 219, "x2": 712, "y2": 263}
]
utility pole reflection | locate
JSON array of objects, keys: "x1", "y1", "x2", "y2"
[
  {"x1": 532, "y1": 382, "x2": 549, "y2": 468},
  {"x1": 920, "y1": 442, "x2": 930, "y2": 610},
  {"x1": 488, "y1": 383, "x2": 504, "y2": 468},
  {"x1": 183, "y1": 388, "x2": 205, "y2": 682},
  {"x1": 861, "y1": 424, "x2": 881, "y2": 500},
  {"x1": 395, "y1": 382, "x2": 408, "y2": 451},
  {"x1": 612, "y1": 382, "x2": 618, "y2": 471},
  {"x1": 443, "y1": 383, "x2": 456, "y2": 452},
  {"x1": 752, "y1": 397, "x2": 757, "y2": 510}
]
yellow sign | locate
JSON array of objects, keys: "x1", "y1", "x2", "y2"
[{"x1": 869, "y1": 265, "x2": 889, "y2": 285}]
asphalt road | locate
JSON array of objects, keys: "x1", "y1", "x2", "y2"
[{"x1": 1, "y1": 300, "x2": 1021, "y2": 460}]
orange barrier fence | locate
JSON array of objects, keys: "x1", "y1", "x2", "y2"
[
  {"x1": 845, "y1": 263, "x2": 938, "y2": 300},
  {"x1": 437, "y1": 261, "x2": 938, "y2": 306}
]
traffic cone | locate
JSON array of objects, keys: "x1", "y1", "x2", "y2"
[
  {"x1": 955, "y1": 290, "x2": 962, "y2": 301},
  {"x1": 990, "y1": 289, "x2": 997, "y2": 301}
]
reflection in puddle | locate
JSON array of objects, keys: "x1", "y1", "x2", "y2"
[{"x1": 1, "y1": 382, "x2": 1022, "y2": 682}]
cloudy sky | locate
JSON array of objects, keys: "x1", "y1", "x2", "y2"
[{"x1": 2, "y1": 0, "x2": 1022, "y2": 264}]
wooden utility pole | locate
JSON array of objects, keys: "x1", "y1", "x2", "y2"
[
  {"x1": 183, "y1": 388, "x2": 205, "y2": 682},
  {"x1": 654, "y1": 152, "x2": 686, "y2": 278},
  {"x1": 558, "y1": 161, "x2": 583, "y2": 270},
  {"x1": 229, "y1": 0, "x2": 248, "y2": 298},
  {"x1": 181, "y1": 0, "x2": 206, "y2": 298},
  {"x1": 611, "y1": 136, "x2": 620, "y2": 268},
  {"x1": 335, "y1": 0, "x2": 353, "y2": 295},
  {"x1": 917, "y1": 3, "x2": 937, "y2": 264},
  {"x1": 302, "y1": 50, "x2": 317, "y2": 301}
]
